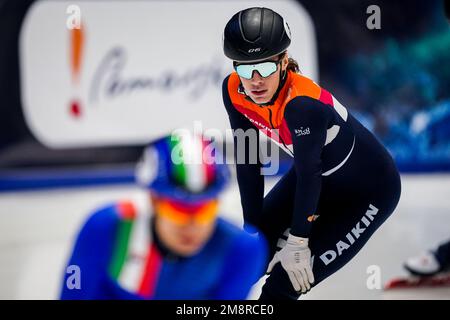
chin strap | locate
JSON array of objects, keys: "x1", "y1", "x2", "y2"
[{"x1": 241, "y1": 68, "x2": 288, "y2": 107}]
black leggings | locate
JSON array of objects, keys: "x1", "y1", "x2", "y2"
[{"x1": 257, "y1": 137, "x2": 402, "y2": 300}]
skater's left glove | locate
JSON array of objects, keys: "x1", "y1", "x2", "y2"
[{"x1": 266, "y1": 234, "x2": 314, "y2": 293}]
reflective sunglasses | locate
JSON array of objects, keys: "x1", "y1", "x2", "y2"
[
  {"x1": 154, "y1": 197, "x2": 218, "y2": 225},
  {"x1": 234, "y1": 59, "x2": 282, "y2": 80}
]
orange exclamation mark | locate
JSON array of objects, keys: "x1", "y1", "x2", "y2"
[{"x1": 69, "y1": 24, "x2": 84, "y2": 118}]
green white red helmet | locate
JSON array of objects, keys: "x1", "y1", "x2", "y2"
[{"x1": 136, "y1": 133, "x2": 229, "y2": 203}]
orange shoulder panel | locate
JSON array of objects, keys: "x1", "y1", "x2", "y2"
[
  {"x1": 273, "y1": 73, "x2": 322, "y2": 127},
  {"x1": 226, "y1": 71, "x2": 323, "y2": 128}
]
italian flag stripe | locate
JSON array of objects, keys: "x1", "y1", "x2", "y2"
[
  {"x1": 202, "y1": 140, "x2": 215, "y2": 185},
  {"x1": 138, "y1": 243, "x2": 162, "y2": 298},
  {"x1": 108, "y1": 202, "x2": 136, "y2": 279},
  {"x1": 182, "y1": 136, "x2": 206, "y2": 192},
  {"x1": 118, "y1": 201, "x2": 137, "y2": 220},
  {"x1": 109, "y1": 219, "x2": 134, "y2": 279},
  {"x1": 117, "y1": 207, "x2": 150, "y2": 293},
  {"x1": 169, "y1": 138, "x2": 187, "y2": 187}
]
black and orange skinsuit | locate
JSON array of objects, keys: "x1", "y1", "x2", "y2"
[{"x1": 222, "y1": 70, "x2": 401, "y2": 299}]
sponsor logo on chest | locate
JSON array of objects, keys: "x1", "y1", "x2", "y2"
[
  {"x1": 295, "y1": 127, "x2": 310, "y2": 136},
  {"x1": 243, "y1": 113, "x2": 273, "y2": 132}
]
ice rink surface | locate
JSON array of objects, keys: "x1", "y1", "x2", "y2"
[{"x1": 0, "y1": 173, "x2": 449, "y2": 300}]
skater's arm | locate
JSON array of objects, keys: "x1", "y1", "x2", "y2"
[
  {"x1": 222, "y1": 76, "x2": 264, "y2": 231},
  {"x1": 284, "y1": 97, "x2": 331, "y2": 237},
  {"x1": 60, "y1": 206, "x2": 118, "y2": 299}
]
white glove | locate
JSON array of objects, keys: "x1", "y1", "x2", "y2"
[{"x1": 266, "y1": 234, "x2": 314, "y2": 293}]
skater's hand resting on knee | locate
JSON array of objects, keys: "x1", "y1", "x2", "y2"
[{"x1": 266, "y1": 234, "x2": 314, "y2": 293}]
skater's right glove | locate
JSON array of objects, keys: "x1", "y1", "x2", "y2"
[{"x1": 266, "y1": 234, "x2": 314, "y2": 293}]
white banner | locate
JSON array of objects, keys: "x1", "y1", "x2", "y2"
[{"x1": 20, "y1": 0, "x2": 317, "y2": 148}]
